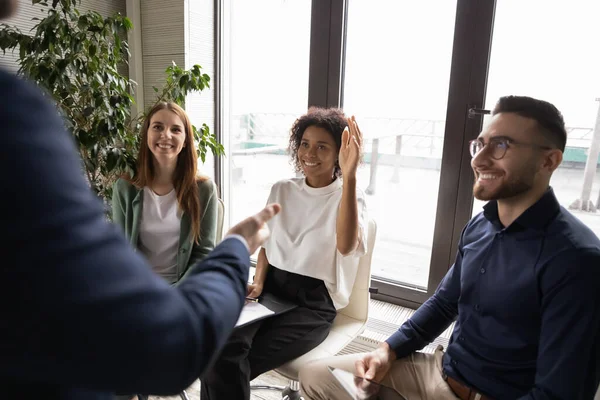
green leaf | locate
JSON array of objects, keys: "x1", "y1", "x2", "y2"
[
  {"x1": 122, "y1": 16, "x2": 134, "y2": 30},
  {"x1": 78, "y1": 129, "x2": 95, "y2": 148},
  {"x1": 77, "y1": 15, "x2": 87, "y2": 30},
  {"x1": 179, "y1": 74, "x2": 189, "y2": 88},
  {"x1": 106, "y1": 148, "x2": 119, "y2": 171},
  {"x1": 82, "y1": 107, "x2": 94, "y2": 117}
]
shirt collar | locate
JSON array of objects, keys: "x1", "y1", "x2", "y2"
[
  {"x1": 302, "y1": 176, "x2": 342, "y2": 195},
  {"x1": 482, "y1": 187, "x2": 561, "y2": 232}
]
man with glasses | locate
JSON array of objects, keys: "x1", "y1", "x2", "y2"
[{"x1": 299, "y1": 96, "x2": 600, "y2": 400}]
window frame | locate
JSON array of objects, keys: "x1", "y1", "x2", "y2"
[{"x1": 214, "y1": 0, "x2": 498, "y2": 308}]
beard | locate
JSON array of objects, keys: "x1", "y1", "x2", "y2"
[
  {"x1": 473, "y1": 178, "x2": 533, "y2": 201},
  {"x1": 473, "y1": 162, "x2": 537, "y2": 201},
  {"x1": 0, "y1": 0, "x2": 17, "y2": 19}
]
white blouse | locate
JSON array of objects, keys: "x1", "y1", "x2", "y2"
[
  {"x1": 138, "y1": 187, "x2": 181, "y2": 283},
  {"x1": 263, "y1": 177, "x2": 368, "y2": 309}
]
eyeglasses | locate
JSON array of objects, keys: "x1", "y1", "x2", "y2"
[{"x1": 469, "y1": 137, "x2": 553, "y2": 160}]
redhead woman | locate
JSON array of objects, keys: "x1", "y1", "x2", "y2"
[
  {"x1": 111, "y1": 102, "x2": 219, "y2": 400},
  {"x1": 112, "y1": 102, "x2": 219, "y2": 285}
]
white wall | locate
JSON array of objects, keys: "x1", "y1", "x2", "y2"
[
  {"x1": 140, "y1": 0, "x2": 185, "y2": 109},
  {"x1": 137, "y1": 0, "x2": 215, "y2": 176}
]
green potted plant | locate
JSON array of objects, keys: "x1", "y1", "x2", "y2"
[{"x1": 0, "y1": 0, "x2": 224, "y2": 204}]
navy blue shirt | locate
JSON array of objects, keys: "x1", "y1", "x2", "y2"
[{"x1": 386, "y1": 188, "x2": 600, "y2": 399}]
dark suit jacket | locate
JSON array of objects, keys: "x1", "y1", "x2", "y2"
[{"x1": 0, "y1": 69, "x2": 249, "y2": 399}]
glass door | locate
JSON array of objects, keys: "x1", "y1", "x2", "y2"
[
  {"x1": 472, "y1": 0, "x2": 600, "y2": 241},
  {"x1": 221, "y1": 0, "x2": 312, "y2": 257},
  {"x1": 343, "y1": 0, "x2": 458, "y2": 290},
  {"x1": 341, "y1": 0, "x2": 496, "y2": 305}
]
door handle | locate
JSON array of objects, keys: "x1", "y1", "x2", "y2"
[{"x1": 467, "y1": 107, "x2": 491, "y2": 119}]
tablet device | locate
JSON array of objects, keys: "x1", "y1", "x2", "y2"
[{"x1": 327, "y1": 366, "x2": 408, "y2": 400}]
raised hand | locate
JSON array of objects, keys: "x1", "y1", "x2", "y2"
[{"x1": 338, "y1": 115, "x2": 363, "y2": 179}]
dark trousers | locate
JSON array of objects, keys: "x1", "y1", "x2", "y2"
[{"x1": 200, "y1": 266, "x2": 337, "y2": 400}]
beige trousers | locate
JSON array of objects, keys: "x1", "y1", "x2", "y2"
[{"x1": 299, "y1": 346, "x2": 459, "y2": 400}]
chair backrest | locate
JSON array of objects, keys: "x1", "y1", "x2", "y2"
[
  {"x1": 339, "y1": 218, "x2": 377, "y2": 322},
  {"x1": 216, "y1": 198, "x2": 225, "y2": 243}
]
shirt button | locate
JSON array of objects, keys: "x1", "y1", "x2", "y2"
[
  {"x1": 452, "y1": 359, "x2": 458, "y2": 365},
  {"x1": 459, "y1": 336, "x2": 465, "y2": 342},
  {"x1": 474, "y1": 304, "x2": 480, "y2": 311},
  {"x1": 480, "y1": 268, "x2": 486, "y2": 274}
]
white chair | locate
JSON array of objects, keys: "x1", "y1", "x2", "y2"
[
  {"x1": 251, "y1": 218, "x2": 377, "y2": 400},
  {"x1": 215, "y1": 197, "x2": 225, "y2": 242},
  {"x1": 180, "y1": 198, "x2": 225, "y2": 400}
]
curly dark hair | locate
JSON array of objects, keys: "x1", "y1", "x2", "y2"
[{"x1": 288, "y1": 107, "x2": 347, "y2": 177}]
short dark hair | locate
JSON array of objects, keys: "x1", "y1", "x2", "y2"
[
  {"x1": 492, "y1": 96, "x2": 567, "y2": 152},
  {"x1": 288, "y1": 107, "x2": 347, "y2": 177}
]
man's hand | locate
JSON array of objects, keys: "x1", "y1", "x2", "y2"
[
  {"x1": 355, "y1": 342, "x2": 396, "y2": 383},
  {"x1": 226, "y1": 203, "x2": 281, "y2": 255}
]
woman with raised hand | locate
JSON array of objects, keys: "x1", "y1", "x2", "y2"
[{"x1": 201, "y1": 107, "x2": 369, "y2": 400}]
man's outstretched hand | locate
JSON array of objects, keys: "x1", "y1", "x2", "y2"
[{"x1": 226, "y1": 203, "x2": 281, "y2": 254}]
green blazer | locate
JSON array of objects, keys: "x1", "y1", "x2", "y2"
[{"x1": 111, "y1": 177, "x2": 218, "y2": 282}]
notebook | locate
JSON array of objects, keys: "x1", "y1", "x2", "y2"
[
  {"x1": 235, "y1": 292, "x2": 297, "y2": 328},
  {"x1": 328, "y1": 366, "x2": 408, "y2": 400}
]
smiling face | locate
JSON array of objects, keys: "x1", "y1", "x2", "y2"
[
  {"x1": 297, "y1": 125, "x2": 338, "y2": 187},
  {"x1": 146, "y1": 109, "x2": 186, "y2": 168},
  {"x1": 471, "y1": 112, "x2": 552, "y2": 201}
]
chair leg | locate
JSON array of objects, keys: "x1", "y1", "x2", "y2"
[
  {"x1": 249, "y1": 383, "x2": 286, "y2": 391},
  {"x1": 179, "y1": 390, "x2": 190, "y2": 400},
  {"x1": 250, "y1": 378, "x2": 304, "y2": 399},
  {"x1": 281, "y1": 379, "x2": 302, "y2": 400}
]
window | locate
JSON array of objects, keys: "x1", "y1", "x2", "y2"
[
  {"x1": 472, "y1": 0, "x2": 600, "y2": 240},
  {"x1": 222, "y1": 0, "x2": 312, "y2": 252},
  {"x1": 217, "y1": 0, "x2": 600, "y2": 306},
  {"x1": 343, "y1": 0, "x2": 458, "y2": 289},
  {"x1": 188, "y1": 0, "x2": 217, "y2": 179}
]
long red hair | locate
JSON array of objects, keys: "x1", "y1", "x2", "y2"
[{"x1": 131, "y1": 102, "x2": 206, "y2": 243}]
